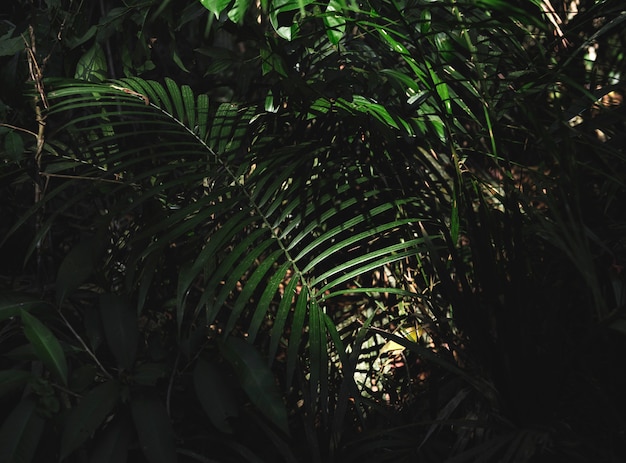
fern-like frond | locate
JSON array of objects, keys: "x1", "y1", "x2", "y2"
[{"x1": 31, "y1": 76, "x2": 459, "y2": 425}]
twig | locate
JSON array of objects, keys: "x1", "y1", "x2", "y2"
[
  {"x1": 38, "y1": 172, "x2": 128, "y2": 184},
  {"x1": 59, "y1": 311, "x2": 114, "y2": 380}
]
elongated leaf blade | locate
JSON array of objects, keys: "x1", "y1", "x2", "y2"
[
  {"x1": 0, "y1": 370, "x2": 31, "y2": 398},
  {"x1": 20, "y1": 310, "x2": 68, "y2": 385},
  {"x1": 0, "y1": 399, "x2": 45, "y2": 463},
  {"x1": 0, "y1": 293, "x2": 48, "y2": 322}
]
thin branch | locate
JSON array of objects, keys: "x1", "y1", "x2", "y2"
[{"x1": 59, "y1": 311, "x2": 114, "y2": 380}]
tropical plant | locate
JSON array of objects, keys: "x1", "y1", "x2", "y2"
[{"x1": 1, "y1": 0, "x2": 625, "y2": 462}]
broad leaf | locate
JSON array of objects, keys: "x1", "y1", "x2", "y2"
[
  {"x1": 60, "y1": 380, "x2": 121, "y2": 459},
  {"x1": 100, "y1": 293, "x2": 138, "y2": 370},
  {"x1": 90, "y1": 414, "x2": 133, "y2": 463},
  {"x1": 56, "y1": 236, "x2": 103, "y2": 305},
  {"x1": 20, "y1": 310, "x2": 68, "y2": 385},
  {"x1": 74, "y1": 42, "x2": 108, "y2": 82},
  {"x1": 131, "y1": 397, "x2": 179, "y2": 463},
  {"x1": 3, "y1": 131, "x2": 24, "y2": 161},
  {"x1": 219, "y1": 337, "x2": 289, "y2": 433},
  {"x1": 193, "y1": 358, "x2": 239, "y2": 433}
]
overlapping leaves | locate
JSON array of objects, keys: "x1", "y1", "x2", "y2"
[{"x1": 33, "y1": 75, "x2": 445, "y2": 419}]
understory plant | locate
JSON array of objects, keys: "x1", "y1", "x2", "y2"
[{"x1": 1, "y1": 0, "x2": 625, "y2": 462}]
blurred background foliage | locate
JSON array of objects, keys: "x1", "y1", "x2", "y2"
[{"x1": 1, "y1": 0, "x2": 626, "y2": 462}]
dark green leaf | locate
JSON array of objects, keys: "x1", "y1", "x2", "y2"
[
  {"x1": 3, "y1": 131, "x2": 24, "y2": 161},
  {"x1": 0, "y1": 293, "x2": 48, "y2": 322},
  {"x1": 56, "y1": 237, "x2": 103, "y2": 304},
  {"x1": 90, "y1": 414, "x2": 133, "y2": 463},
  {"x1": 133, "y1": 363, "x2": 168, "y2": 386},
  {"x1": 131, "y1": 397, "x2": 179, "y2": 463},
  {"x1": 20, "y1": 310, "x2": 68, "y2": 385},
  {"x1": 60, "y1": 381, "x2": 121, "y2": 459},
  {"x1": 0, "y1": 370, "x2": 31, "y2": 398},
  {"x1": 100, "y1": 294, "x2": 138, "y2": 370},
  {"x1": 219, "y1": 337, "x2": 288, "y2": 433},
  {"x1": 193, "y1": 359, "x2": 239, "y2": 433},
  {"x1": 0, "y1": 399, "x2": 45, "y2": 463},
  {"x1": 0, "y1": 35, "x2": 23, "y2": 57}
]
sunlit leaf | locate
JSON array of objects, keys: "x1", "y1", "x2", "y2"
[{"x1": 75, "y1": 42, "x2": 108, "y2": 82}]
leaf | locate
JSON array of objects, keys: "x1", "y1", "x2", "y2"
[
  {"x1": 3, "y1": 131, "x2": 24, "y2": 161},
  {"x1": 75, "y1": 42, "x2": 108, "y2": 82},
  {"x1": 100, "y1": 294, "x2": 138, "y2": 370},
  {"x1": 132, "y1": 363, "x2": 169, "y2": 387},
  {"x1": 227, "y1": 0, "x2": 252, "y2": 24},
  {"x1": 193, "y1": 359, "x2": 239, "y2": 433},
  {"x1": 198, "y1": 0, "x2": 233, "y2": 19},
  {"x1": 60, "y1": 381, "x2": 121, "y2": 459},
  {"x1": 285, "y1": 286, "x2": 307, "y2": 390},
  {"x1": 90, "y1": 414, "x2": 133, "y2": 463},
  {"x1": 0, "y1": 370, "x2": 31, "y2": 398},
  {"x1": 131, "y1": 397, "x2": 179, "y2": 463},
  {"x1": 0, "y1": 34, "x2": 23, "y2": 57},
  {"x1": 323, "y1": 0, "x2": 346, "y2": 45},
  {"x1": 0, "y1": 399, "x2": 45, "y2": 463},
  {"x1": 56, "y1": 236, "x2": 103, "y2": 305},
  {"x1": 0, "y1": 293, "x2": 49, "y2": 322},
  {"x1": 219, "y1": 337, "x2": 288, "y2": 433},
  {"x1": 20, "y1": 310, "x2": 68, "y2": 386}
]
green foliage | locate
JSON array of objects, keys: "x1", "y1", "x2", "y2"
[{"x1": 1, "y1": 0, "x2": 626, "y2": 462}]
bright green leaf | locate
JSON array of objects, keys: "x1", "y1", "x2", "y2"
[
  {"x1": 323, "y1": 0, "x2": 346, "y2": 45},
  {"x1": 75, "y1": 42, "x2": 108, "y2": 83},
  {"x1": 198, "y1": 0, "x2": 233, "y2": 19}
]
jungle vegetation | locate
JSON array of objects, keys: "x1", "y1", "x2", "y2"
[{"x1": 1, "y1": 0, "x2": 625, "y2": 461}]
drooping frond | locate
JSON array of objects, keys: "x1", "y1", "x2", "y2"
[{"x1": 32, "y1": 76, "x2": 460, "y2": 416}]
